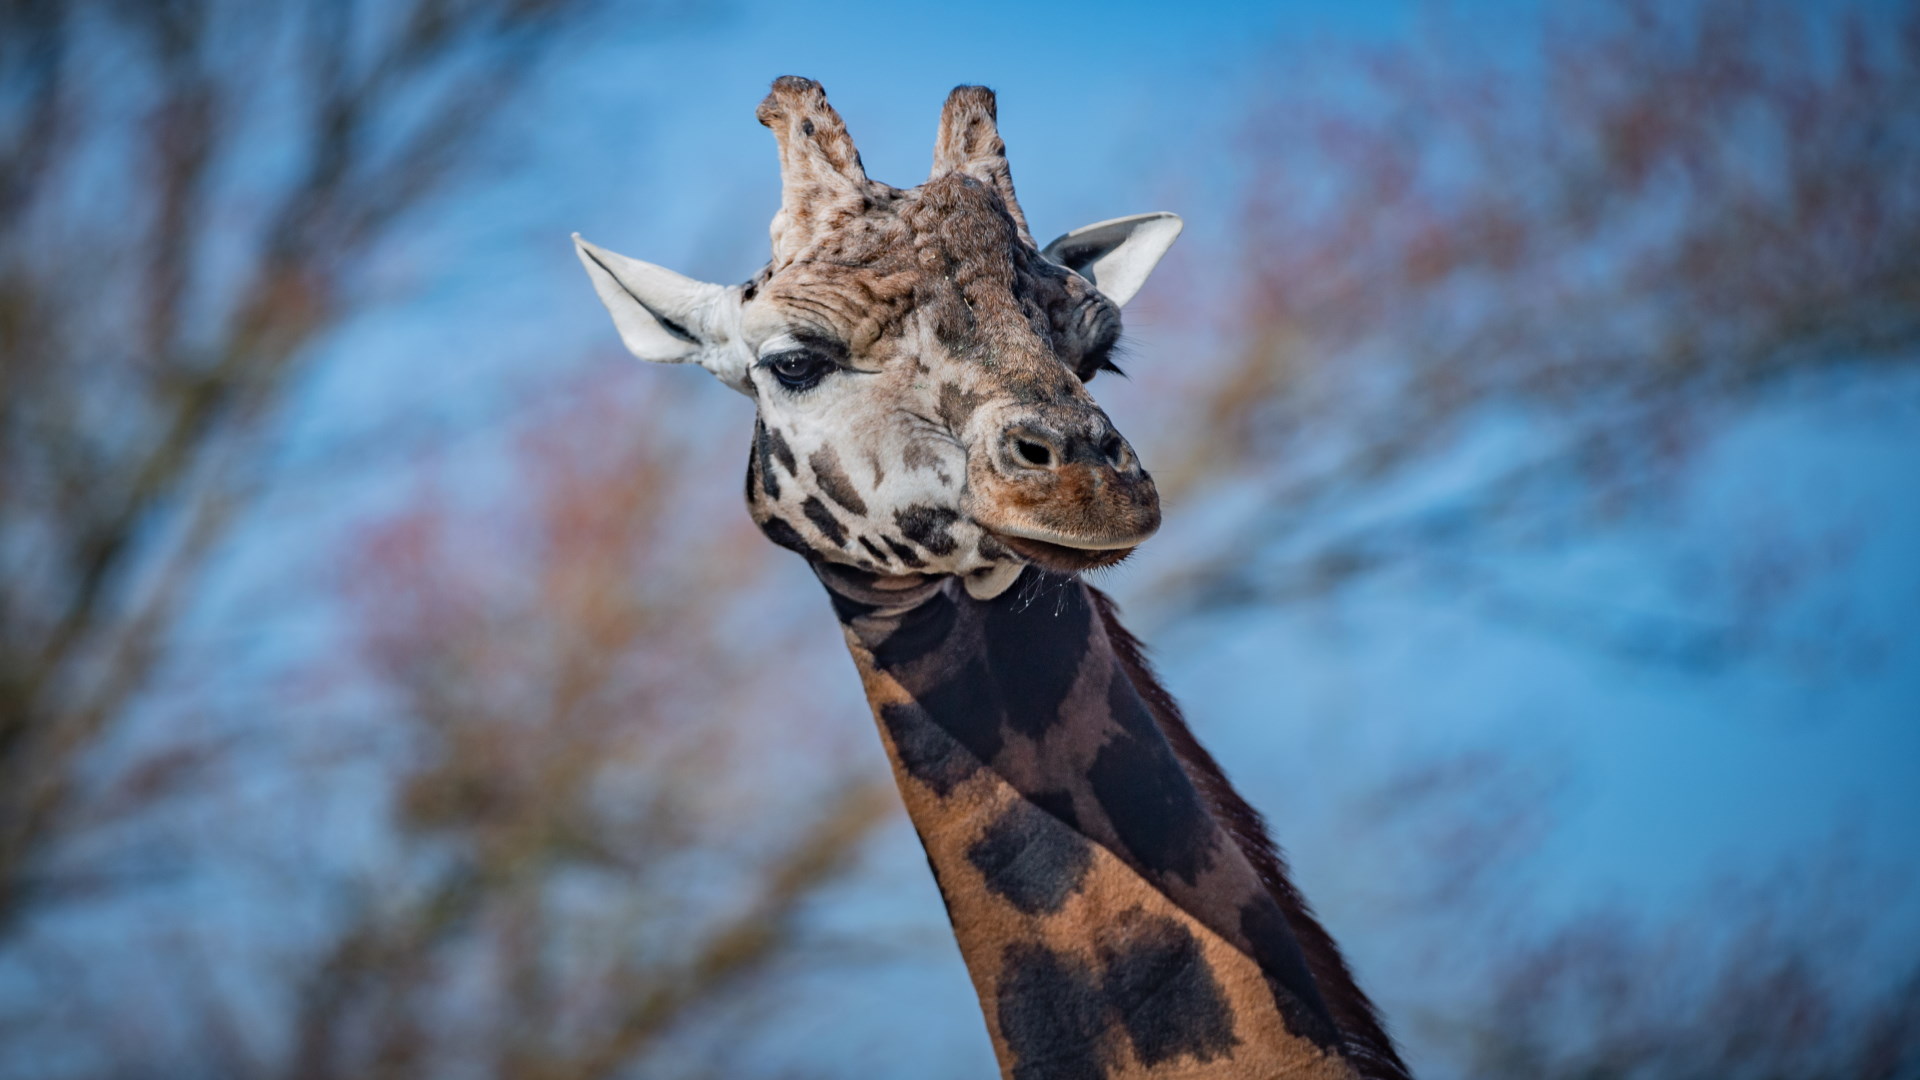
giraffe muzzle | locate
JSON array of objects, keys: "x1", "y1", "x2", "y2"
[{"x1": 971, "y1": 413, "x2": 1161, "y2": 570}]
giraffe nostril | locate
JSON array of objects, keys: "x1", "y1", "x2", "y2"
[
  {"x1": 1099, "y1": 433, "x2": 1129, "y2": 470},
  {"x1": 1015, "y1": 439, "x2": 1054, "y2": 468}
]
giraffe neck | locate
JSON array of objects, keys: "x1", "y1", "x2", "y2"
[{"x1": 817, "y1": 564, "x2": 1397, "y2": 1079}]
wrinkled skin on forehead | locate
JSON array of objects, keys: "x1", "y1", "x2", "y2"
[{"x1": 741, "y1": 171, "x2": 1152, "y2": 588}]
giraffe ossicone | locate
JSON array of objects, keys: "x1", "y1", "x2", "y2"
[{"x1": 574, "y1": 77, "x2": 1410, "y2": 1080}]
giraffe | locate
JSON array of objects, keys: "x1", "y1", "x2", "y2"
[{"x1": 573, "y1": 77, "x2": 1411, "y2": 1080}]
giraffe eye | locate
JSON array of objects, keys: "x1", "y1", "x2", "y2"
[{"x1": 764, "y1": 349, "x2": 833, "y2": 392}]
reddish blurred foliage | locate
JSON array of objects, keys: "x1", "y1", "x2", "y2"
[
  {"x1": 1155, "y1": 0, "x2": 1920, "y2": 665},
  {"x1": 1148, "y1": 3, "x2": 1920, "y2": 1072},
  {"x1": 1, "y1": 2, "x2": 895, "y2": 1076},
  {"x1": 290, "y1": 375, "x2": 891, "y2": 1079},
  {"x1": 0, "y1": 0, "x2": 621, "y2": 928}
]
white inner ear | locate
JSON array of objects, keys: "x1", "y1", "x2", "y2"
[
  {"x1": 572, "y1": 233, "x2": 752, "y2": 391},
  {"x1": 1040, "y1": 212, "x2": 1184, "y2": 308}
]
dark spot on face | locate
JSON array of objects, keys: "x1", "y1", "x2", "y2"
[
  {"x1": 870, "y1": 590, "x2": 958, "y2": 669},
  {"x1": 1239, "y1": 897, "x2": 1341, "y2": 1048},
  {"x1": 801, "y1": 118, "x2": 815, "y2": 136},
  {"x1": 996, "y1": 943, "x2": 1114, "y2": 1080},
  {"x1": 895, "y1": 505, "x2": 959, "y2": 556},
  {"x1": 857, "y1": 536, "x2": 887, "y2": 562},
  {"x1": 967, "y1": 799, "x2": 1093, "y2": 916},
  {"x1": 880, "y1": 701, "x2": 980, "y2": 798},
  {"x1": 811, "y1": 447, "x2": 869, "y2": 516},
  {"x1": 982, "y1": 579, "x2": 1091, "y2": 739},
  {"x1": 1098, "y1": 912, "x2": 1239, "y2": 1067},
  {"x1": 802, "y1": 496, "x2": 847, "y2": 547},
  {"x1": 763, "y1": 423, "x2": 798, "y2": 476},
  {"x1": 884, "y1": 537, "x2": 927, "y2": 569},
  {"x1": 1087, "y1": 689, "x2": 1218, "y2": 887},
  {"x1": 902, "y1": 440, "x2": 945, "y2": 474},
  {"x1": 753, "y1": 421, "x2": 782, "y2": 500},
  {"x1": 937, "y1": 381, "x2": 985, "y2": 433},
  {"x1": 868, "y1": 452, "x2": 887, "y2": 487},
  {"x1": 757, "y1": 514, "x2": 809, "y2": 555}
]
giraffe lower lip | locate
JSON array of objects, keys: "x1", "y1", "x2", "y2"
[{"x1": 987, "y1": 531, "x2": 1136, "y2": 572}]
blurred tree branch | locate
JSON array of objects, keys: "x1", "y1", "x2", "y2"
[
  {"x1": 1444, "y1": 892, "x2": 1920, "y2": 1078},
  {"x1": 1340, "y1": 746, "x2": 1920, "y2": 1078},
  {"x1": 277, "y1": 384, "x2": 893, "y2": 1080},
  {"x1": 1152, "y1": 0, "x2": 1920, "y2": 670},
  {"x1": 0, "y1": 0, "x2": 605, "y2": 929},
  {"x1": 6, "y1": 8, "x2": 889, "y2": 1073},
  {"x1": 286, "y1": 785, "x2": 896, "y2": 1080}
]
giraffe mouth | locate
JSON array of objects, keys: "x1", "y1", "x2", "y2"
[{"x1": 986, "y1": 530, "x2": 1137, "y2": 572}]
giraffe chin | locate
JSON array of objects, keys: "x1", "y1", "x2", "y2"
[{"x1": 988, "y1": 531, "x2": 1137, "y2": 573}]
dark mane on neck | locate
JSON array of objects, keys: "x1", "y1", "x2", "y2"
[{"x1": 1088, "y1": 586, "x2": 1413, "y2": 1080}]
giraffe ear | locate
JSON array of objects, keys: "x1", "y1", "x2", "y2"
[
  {"x1": 1040, "y1": 212, "x2": 1183, "y2": 308},
  {"x1": 572, "y1": 234, "x2": 752, "y2": 392}
]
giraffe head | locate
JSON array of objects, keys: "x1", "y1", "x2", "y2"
[{"x1": 575, "y1": 77, "x2": 1181, "y2": 599}]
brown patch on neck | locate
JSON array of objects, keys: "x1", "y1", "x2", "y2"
[
  {"x1": 1088, "y1": 587, "x2": 1413, "y2": 1080},
  {"x1": 838, "y1": 579, "x2": 1362, "y2": 1079}
]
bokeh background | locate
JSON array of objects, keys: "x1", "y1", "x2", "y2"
[{"x1": 4, "y1": 0, "x2": 1919, "y2": 1076}]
